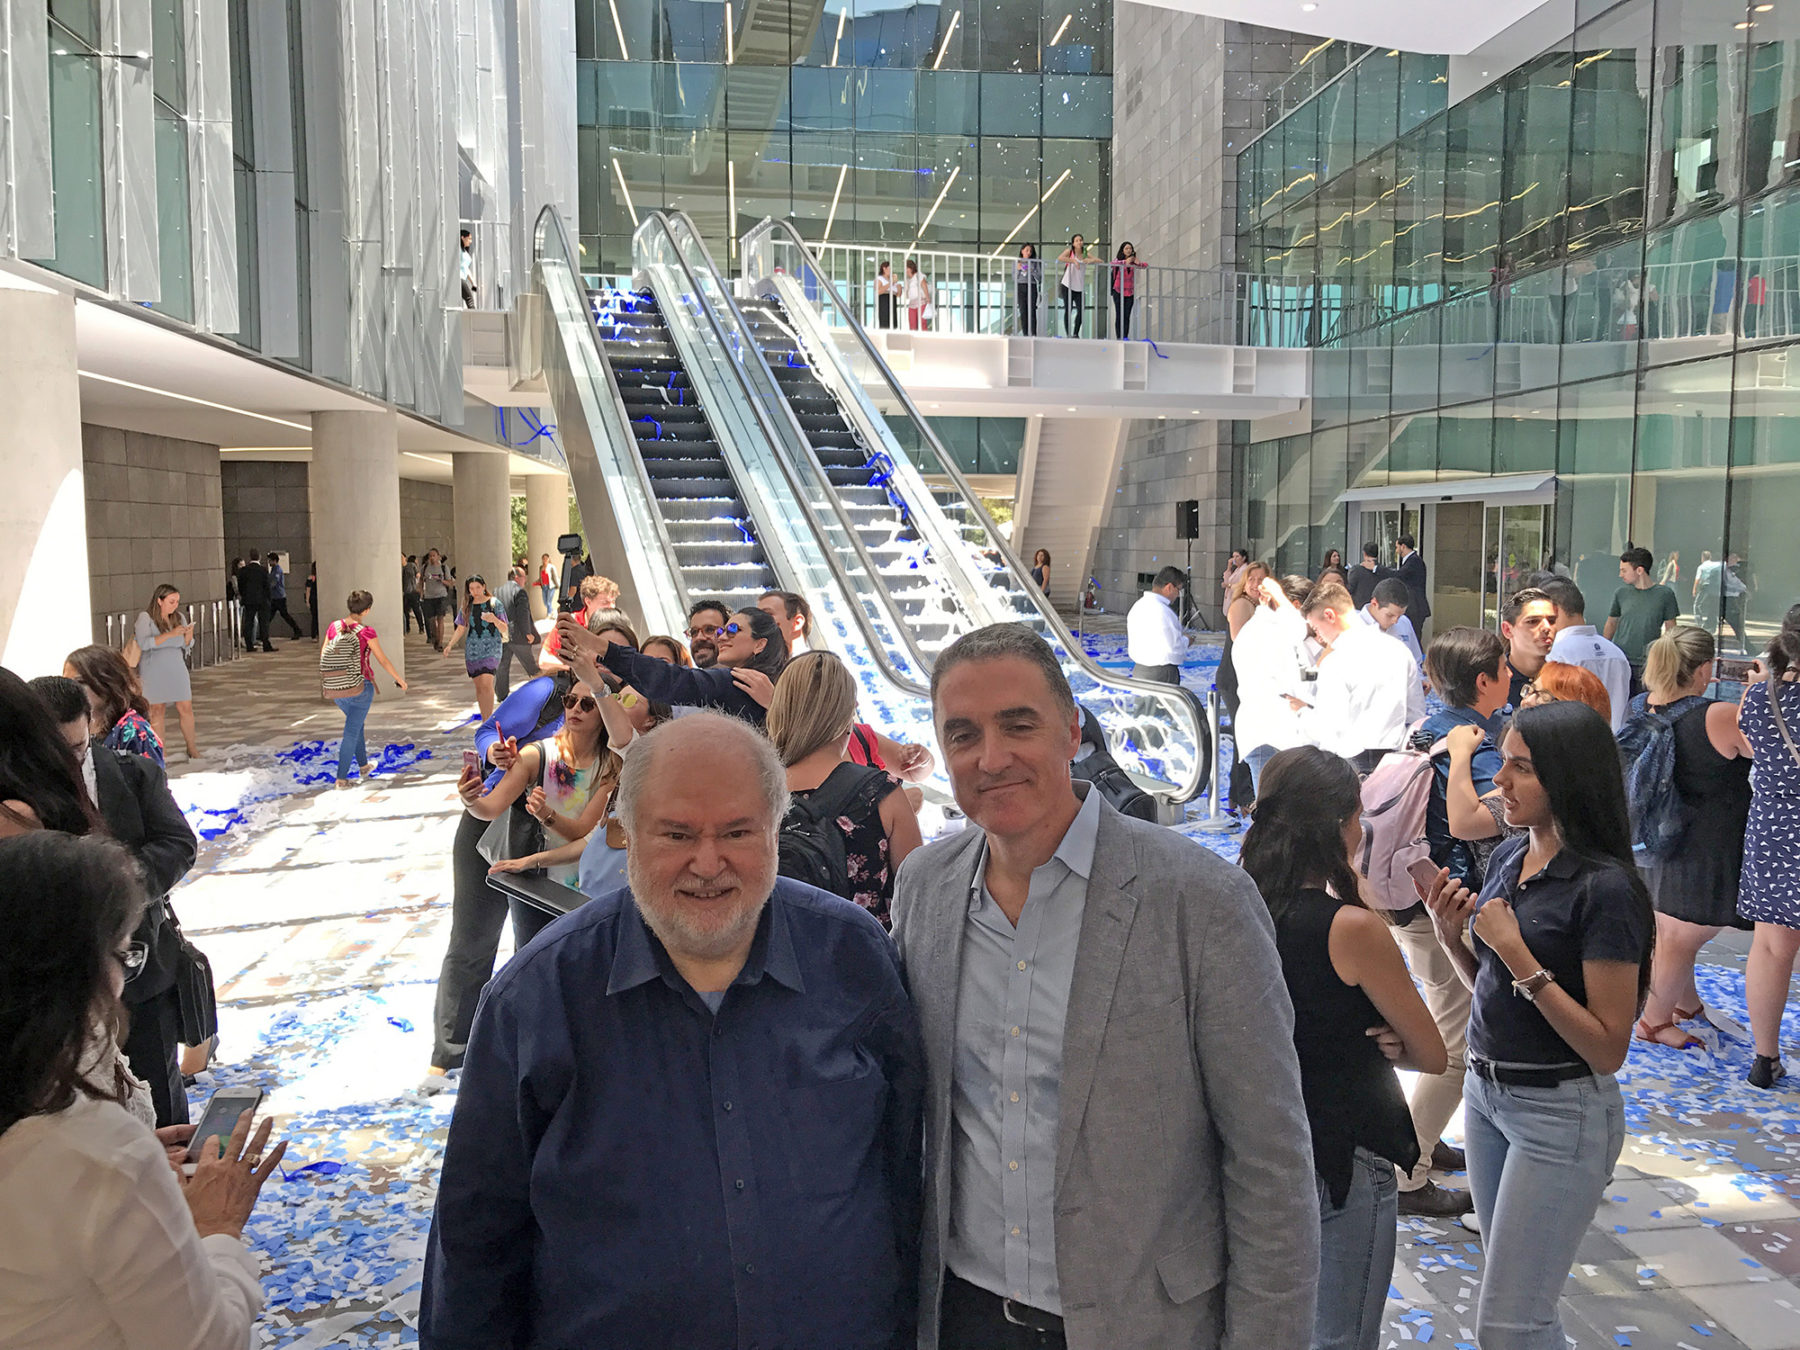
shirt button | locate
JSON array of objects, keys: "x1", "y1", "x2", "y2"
[
  {"x1": 1012, "y1": 1226, "x2": 1021, "y2": 1236},
  {"x1": 1010, "y1": 1092, "x2": 1020, "y2": 1103},
  {"x1": 735, "y1": 1179, "x2": 745, "y2": 1190},
  {"x1": 1017, "y1": 960, "x2": 1027, "y2": 971},
  {"x1": 713, "y1": 1024, "x2": 724, "y2": 1038},
  {"x1": 1010, "y1": 1026, "x2": 1020, "y2": 1037},
  {"x1": 1009, "y1": 1160, "x2": 1020, "y2": 1171},
  {"x1": 722, "y1": 1101, "x2": 733, "y2": 1112},
  {"x1": 744, "y1": 1263, "x2": 755, "y2": 1275}
]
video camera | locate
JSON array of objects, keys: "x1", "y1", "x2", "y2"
[{"x1": 556, "y1": 532, "x2": 588, "y2": 613}]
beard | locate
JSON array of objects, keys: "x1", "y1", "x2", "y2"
[
  {"x1": 628, "y1": 854, "x2": 771, "y2": 962},
  {"x1": 690, "y1": 639, "x2": 719, "y2": 668}
]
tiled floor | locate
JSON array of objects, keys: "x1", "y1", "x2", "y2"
[{"x1": 161, "y1": 631, "x2": 1800, "y2": 1349}]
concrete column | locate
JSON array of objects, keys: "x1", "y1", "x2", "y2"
[
  {"x1": 0, "y1": 282, "x2": 90, "y2": 676},
  {"x1": 310, "y1": 410, "x2": 405, "y2": 684},
  {"x1": 524, "y1": 472, "x2": 569, "y2": 617},
  {"x1": 453, "y1": 450, "x2": 513, "y2": 595}
]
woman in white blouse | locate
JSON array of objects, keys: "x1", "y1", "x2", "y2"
[
  {"x1": 0, "y1": 832, "x2": 287, "y2": 1349},
  {"x1": 902, "y1": 258, "x2": 932, "y2": 330}
]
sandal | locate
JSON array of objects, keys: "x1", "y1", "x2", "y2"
[{"x1": 1635, "y1": 1017, "x2": 1704, "y2": 1050}]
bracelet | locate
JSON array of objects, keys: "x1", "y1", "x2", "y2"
[{"x1": 1511, "y1": 969, "x2": 1556, "y2": 1001}]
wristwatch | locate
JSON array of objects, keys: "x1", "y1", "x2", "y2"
[{"x1": 1512, "y1": 969, "x2": 1556, "y2": 1001}]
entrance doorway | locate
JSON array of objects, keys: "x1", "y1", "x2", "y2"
[{"x1": 1351, "y1": 493, "x2": 1553, "y2": 636}]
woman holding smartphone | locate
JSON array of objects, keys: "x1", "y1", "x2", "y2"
[
  {"x1": 1242, "y1": 747, "x2": 1445, "y2": 1350},
  {"x1": 1422, "y1": 699, "x2": 1652, "y2": 1350}
]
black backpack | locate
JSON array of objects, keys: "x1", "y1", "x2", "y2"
[
  {"x1": 778, "y1": 763, "x2": 891, "y2": 899},
  {"x1": 1070, "y1": 706, "x2": 1159, "y2": 822}
]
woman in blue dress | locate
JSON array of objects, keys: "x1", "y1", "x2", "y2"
[
  {"x1": 133, "y1": 584, "x2": 199, "y2": 760},
  {"x1": 444, "y1": 575, "x2": 509, "y2": 720},
  {"x1": 1738, "y1": 603, "x2": 1800, "y2": 1090}
]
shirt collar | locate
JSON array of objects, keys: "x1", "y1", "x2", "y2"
[
  {"x1": 970, "y1": 782, "x2": 1101, "y2": 911},
  {"x1": 1561, "y1": 623, "x2": 1597, "y2": 638},
  {"x1": 607, "y1": 889, "x2": 805, "y2": 998},
  {"x1": 1149, "y1": 591, "x2": 1174, "y2": 610},
  {"x1": 1438, "y1": 703, "x2": 1504, "y2": 737}
]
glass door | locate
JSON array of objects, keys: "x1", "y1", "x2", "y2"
[
  {"x1": 1431, "y1": 501, "x2": 1487, "y2": 632},
  {"x1": 1479, "y1": 503, "x2": 1549, "y2": 630}
]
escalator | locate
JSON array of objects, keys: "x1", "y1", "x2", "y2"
[
  {"x1": 735, "y1": 295, "x2": 960, "y2": 654},
  {"x1": 593, "y1": 290, "x2": 778, "y2": 614}
]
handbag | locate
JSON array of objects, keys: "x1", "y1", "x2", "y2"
[
  {"x1": 476, "y1": 748, "x2": 548, "y2": 870},
  {"x1": 169, "y1": 909, "x2": 218, "y2": 1046},
  {"x1": 922, "y1": 303, "x2": 935, "y2": 322}
]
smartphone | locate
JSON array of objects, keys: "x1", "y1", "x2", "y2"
[
  {"x1": 1406, "y1": 856, "x2": 1443, "y2": 891},
  {"x1": 1714, "y1": 656, "x2": 1757, "y2": 684},
  {"x1": 462, "y1": 748, "x2": 482, "y2": 774},
  {"x1": 185, "y1": 1087, "x2": 264, "y2": 1164}
]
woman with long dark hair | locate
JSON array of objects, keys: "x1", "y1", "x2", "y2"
[
  {"x1": 1738, "y1": 602, "x2": 1800, "y2": 1089},
  {"x1": 1016, "y1": 243, "x2": 1041, "y2": 335},
  {"x1": 0, "y1": 832, "x2": 287, "y2": 1345},
  {"x1": 876, "y1": 259, "x2": 897, "y2": 330},
  {"x1": 0, "y1": 667, "x2": 100, "y2": 838},
  {"x1": 561, "y1": 605, "x2": 789, "y2": 725},
  {"x1": 65, "y1": 644, "x2": 164, "y2": 766},
  {"x1": 444, "y1": 574, "x2": 510, "y2": 719},
  {"x1": 1422, "y1": 699, "x2": 1653, "y2": 1350},
  {"x1": 1242, "y1": 747, "x2": 1445, "y2": 1350},
  {"x1": 1109, "y1": 240, "x2": 1145, "y2": 338}
]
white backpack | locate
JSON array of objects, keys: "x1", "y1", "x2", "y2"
[{"x1": 320, "y1": 623, "x2": 366, "y2": 699}]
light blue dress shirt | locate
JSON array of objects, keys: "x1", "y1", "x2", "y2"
[{"x1": 944, "y1": 787, "x2": 1101, "y2": 1314}]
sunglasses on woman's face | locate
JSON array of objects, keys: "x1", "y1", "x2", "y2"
[
  {"x1": 563, "y1": 693, "x2": 599, "y2": 713},
  {"x1": 721, "y1": 622, "x2": 745, "y2": 636},
  {"x1": 116, "y1": 942, "x2": 148, "y2": 982}
]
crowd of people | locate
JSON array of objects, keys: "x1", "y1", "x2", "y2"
[
  {"x1": 864, "y1": 237, "x2": 1154, "y2": 339},
  {"x1": 2, "y1": 528, "x2": 1794, "y2": 1350}
]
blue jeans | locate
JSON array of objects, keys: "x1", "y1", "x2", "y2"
[
  {"x1": 1313, "y1": 1146, "x2": 1398, "y2": 1350},
  {"x1": 1464, "y1": 1069, "x2": 1625, "y2": 1350},
  {"x1": 335, "y1": 684, "x2": 375, "y2": 781}
]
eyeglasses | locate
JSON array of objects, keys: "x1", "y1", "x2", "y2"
[
  {"x1": 721, "y1": 622, "x2": 744, "y2": 636},
  {"x1": 116, "y1": 942, "x2": 148, "y2": 982},
  {"x1": 563, "y1": 693, "x2": 599, "y2": 713},
  {"x1": 687, "y1": 624, "x2": 721, "y2": 640}
]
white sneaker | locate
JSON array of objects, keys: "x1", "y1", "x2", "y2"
[{"x1": 1459, "y1": 1209, "x2": 1482, "y2": 1234}]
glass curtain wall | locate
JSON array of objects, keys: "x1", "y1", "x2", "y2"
[
  {"x1": 575, "y1": 0, "x2": 1112, "y2": 274},
  {"x1": 34, "y1": 5, "x2": 108, "y2": 287},
  {"x1": 1234, "y1": 0, "x2": 1800, "y2": 652}
]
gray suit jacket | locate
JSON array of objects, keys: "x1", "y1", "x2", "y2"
[{"x1": 891, "y1": 787, "x2": 1317, "y2": 1350}]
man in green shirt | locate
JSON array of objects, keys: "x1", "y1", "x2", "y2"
[{"x1": 1604, "y1": 545, "x2": 1681, "y2": 687}]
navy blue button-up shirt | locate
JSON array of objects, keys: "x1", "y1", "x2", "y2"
[{"x1": 421, "y1": 881, "x2": 925, "y2": 1350}]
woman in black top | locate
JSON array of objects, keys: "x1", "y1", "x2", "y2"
[
  {"x1": 1242, "y1": 747, "x2": 1445, "y2": 1350},
  {"x1": 563, "y1": 606, "x2": 788, "y2": 726},
  {"x1": 1423, "y1": 699, "x2": 1652, "y2": 1350}
]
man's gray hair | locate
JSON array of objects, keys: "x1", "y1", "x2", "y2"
[
  {"x1": 929, "y1": 622, "x2": 1077, "y2": 721},
  {"x1": 613, "y1": 710, "x2": 791, "y2": 835}
]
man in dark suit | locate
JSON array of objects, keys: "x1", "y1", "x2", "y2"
[
  {"x1": 491, "y1": 562, "x2": 541, "y2": 700},
  {"x1": 1395, "y1": 533, "x2": 1432, "y2": 639},
  {"x1": 236, "y1": 550, "x2": 275, "y2": 652},
  {"x1": 1347, "y1": 540, "x2": 1396, "y2": 609},
  {"x1": 33, "y1": 676, "x2": 200, "y2": 1125}
]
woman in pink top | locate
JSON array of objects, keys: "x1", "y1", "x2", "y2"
[
  {"x1": 322, "y1": 589, "x2": 408, "y2": 788},
  {"x1": 1110, "y1": 241, "x2": 1147, "y2": 339}
]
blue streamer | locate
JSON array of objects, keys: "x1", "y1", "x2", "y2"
[
  {"x1": 280, "y1": 1160, "x2": 345, "y2": 1181},
  {"x1": 1144, "y1": 337, "x2": 1171, "y2": 360}
]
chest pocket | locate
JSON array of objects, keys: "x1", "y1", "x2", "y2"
[{"x1": 781, "y1": 1063, "x2": 888, "y2": 1197}]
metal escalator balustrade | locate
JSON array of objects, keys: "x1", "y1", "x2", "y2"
[
  {"x1": 741, "y1": 217, "x2": 1211, "y2": 802},
  {"x1": 592, "y1": 288, "x2": 778, "y2": 614}
]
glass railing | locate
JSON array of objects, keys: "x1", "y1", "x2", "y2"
[
  {"x1": 743, "y1": 217, "x2": 1212, "y2": 801},
  {"x1": 531, "y1": 206, "x2": 692, "y2": 640}
]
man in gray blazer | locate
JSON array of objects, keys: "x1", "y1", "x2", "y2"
[{"x1": 891, "y1": 624, "x2": 1317, "y2": 1350}]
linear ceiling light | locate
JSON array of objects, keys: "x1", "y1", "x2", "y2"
[
  {"x1": 728, "y1": 162, "x2": 739, "y2": 256},
  {"x1": 932, "y1": 11, "x2": 961, "y2": 70},
  {"x1": 725, "y1": 2, "x2": 735, "y2": 63},
  {"x1": 80, "y1": 371, "x2": 311, "y2": 430},
  {"x1": 404, "y1": 452, "x2": 454, "y2": 466},
  {"x1": 911, "y1": 164, "x2": 960, "y2": 250},
  {"x1": 830, "y1": 8, "x2": 847, "y2": 66},
  {"x1": 612, "y1": 157, "x2": 640, "y2": 226},
  {"x1": 1048, "y1": 13, "x2": 1072, "y2": 44},
  {"x1": 991, "y1": 167, "x2": 1071, "y2": 255},
  {"x1": 608, "y1": 0, "x2": 630, "y2": 58},
  {"x1": 823, "y1": 163, "x2": 849, "y2": 240}
]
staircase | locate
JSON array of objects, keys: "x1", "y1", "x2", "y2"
[
  {"x1": 592, "y1": 289, "x2": 778, "y2": 613},
  {"x1": 736, "y1": 294, "x2": 964, "y2": 654}
]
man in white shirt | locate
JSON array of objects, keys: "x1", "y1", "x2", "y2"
[
  {"x1": 1353, "y1": 576, "x2": 1425, "y2": 667},
  {"x1": 1290, "y1": 579, "x2": 1423, "y2": 773},
  {"x1": 1541, "y1": 577, "x2": 1632, "y2": 730},
  {"x1": 1126, "y1": 565, "x2": 1189, "y2": 685}
]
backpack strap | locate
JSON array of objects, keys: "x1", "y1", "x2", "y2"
[
  {"x1": 850, "y1": 725, "x2": 878, "y2": 765},
  {"x1": 802, "y1": 763, "x2": 890, "y2": 825}
]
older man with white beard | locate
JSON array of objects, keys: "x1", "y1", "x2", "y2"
[{"x1": 422, "y1": 712, "x2": 925, "y2": 1350}]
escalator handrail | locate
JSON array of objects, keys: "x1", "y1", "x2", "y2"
[
  {"x1": 658, "y1": 210, "x2": 949, "y2": 697},
  {"x1": 632, "y1": 211, "x2": 931, "y2": 700},
  {"x1": 533, "y1": 206, "x2": 694, "y2": 635},
  {"x1": 742, "y1": 215, "x2": 1206, "y2": 802}
]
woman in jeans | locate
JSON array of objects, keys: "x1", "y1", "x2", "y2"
[
  {"x1": 322, "y1": 589, "x2": 408, "y2": 788},
  {"x1": 1423, "y1": 699, "x2": 1653, "y2": 1350},
  {"x1": 1242, "y1": 747, "x2": 1444, "y2": 1350},
  {"x1": 1015, "y1": 243, "x2": 1041, "y2": 335}
]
